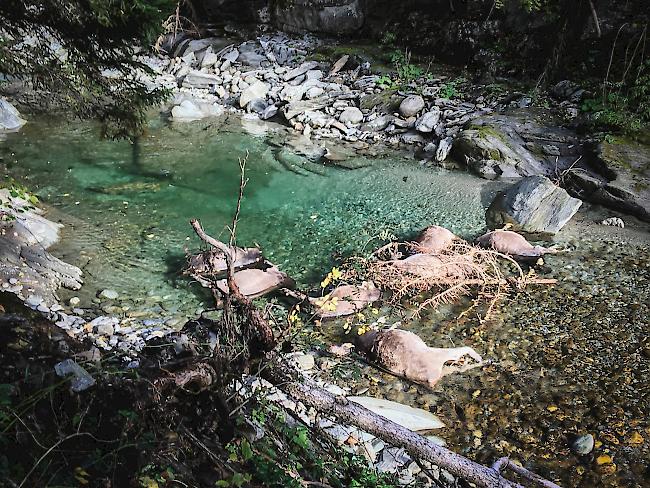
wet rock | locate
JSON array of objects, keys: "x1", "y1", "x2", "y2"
[
  {"x1": 565, "y1": 138, "x2": 650, "y2": 222},
  {"x1": 571, "y1": 434, "x2": 594, "y2": 455},
  {"x1": 415, "y1": 109, "x2": 441, "y2": 133},
  {"x1": 453, "y1": 110, "x2": 586, "y2": 179},
  {"x1": 399, "y1": 95, "x2": 425, "y2": 118},
  {"x1": 486, "y1": 176, "x2": 582, "y2": 234},
  {"x1": 0, "y1": 98, "x2": 27, "y2": 131}
]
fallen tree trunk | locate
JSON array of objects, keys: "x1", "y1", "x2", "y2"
[
  {"x1": 266, "y1": 362, "x2": 560, "y2": 488},
  {"x1": 189, "y1": 219, "x2": 563, "y2": 488}
]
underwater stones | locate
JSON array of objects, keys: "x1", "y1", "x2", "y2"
[
  {"x1": 239, "y1": 80, "x2": 270, "y2": 108},
  {"x1": 486, "y1": 176, "x2": 582, "y2": 234},
  {"x1": 571, "y1": 434, "x2": 595, "y2": 455},
  {"x1": 476, "y1": 230, "x2": 553, "y2": 259},
  {"x1": 0, "y1": 98, "x2": 27, "y2": 131},
  {"x1": 399, "y1": 95, "x2": 425, "y2": 118},
  {"x1": 98, "y1": 289, "x2": 119, "y2": 300}
]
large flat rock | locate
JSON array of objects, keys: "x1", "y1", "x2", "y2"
[{"x1": 486, "y1": 176, "x2": 582, "y2": 234}]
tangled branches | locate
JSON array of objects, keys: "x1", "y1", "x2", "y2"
[{"x1": 355, "y1": 240, "x2": 551, "y2": 320}]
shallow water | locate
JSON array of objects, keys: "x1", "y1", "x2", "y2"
[
  {"x1": 3, "y1": 115, "x2": 649, "y2": 487},
  {"x1": 1, "y1": 114, "x2": 498, "y2": 320}
]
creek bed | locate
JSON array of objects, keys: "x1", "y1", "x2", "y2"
[{"x1": 2, "y1": 115, "x2": 649, "y2": 487}]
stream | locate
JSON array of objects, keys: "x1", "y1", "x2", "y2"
[{"x1": 1, "y1": 114, "x2": 649, "y2": 487}]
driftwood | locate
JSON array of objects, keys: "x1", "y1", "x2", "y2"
[
  {"x1": 189, "y1": 220, "x2": 563, "y2": 488},
  {"x1": 267, "y1": 363, "x2": 561, "y2": 488}
]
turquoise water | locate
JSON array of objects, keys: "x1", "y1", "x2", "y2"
[{"x1": 1, "y1": 114, "x2": 498, "y2": 317}]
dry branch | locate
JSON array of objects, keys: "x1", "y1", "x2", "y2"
[
  {"x1": 267, "y1": 363, "x2": 561, "y2": 488},
  {"x1": 188, "y1": 222, "x2": 563, "y2": 488}
]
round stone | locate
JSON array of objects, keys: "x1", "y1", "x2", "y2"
[{"x1": 571, "y1": 434, "x2": 594, "y2": 455}]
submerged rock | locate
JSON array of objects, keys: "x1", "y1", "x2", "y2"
[
  {"x1": 571, "y1": 434, "x2": 595, "y2": 455},
  {"x1": 486, "y1": 176, "x2": 582, "y2": 234}
]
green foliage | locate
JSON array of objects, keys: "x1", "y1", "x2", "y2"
[
  {"x1": 0, "y1": 0, "x2": 176, "y2": 138},
  {"x1": 221, "y1": 401, "x2": 400, "y2": 488},
  {"x1": 440, "y1": 77, "x2": 467, "y2": 99},
  {"x1": 380, "y1": 31, "x2": 397, "y2": 46},
  {"x1": 390, "y1": 49, "x2": 423, "y2": 83},
  {"x1": 581, "y1": 62, "x2": 650, "y2": 134}
]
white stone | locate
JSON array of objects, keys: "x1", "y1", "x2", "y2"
[
  {"x1": 240, "y1": 81, "x2": 269, "y2": 108},
  {"x1": 339, "y1": 107, "x2": 364, "y2": 125}
]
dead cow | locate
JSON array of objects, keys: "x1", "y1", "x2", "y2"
[
  {"x1": 356, "y1": 329, "x2": 483, "y2": 388},
  {"x1": 412, "y1": 225, "x2": 459, "y2": 254},
  {"x1": 476, "y1": 230, "x2": 555, "y2": 260}
]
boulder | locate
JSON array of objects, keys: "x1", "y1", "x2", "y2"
[
  {"x1": 240, "y1": 81, "x2": 270, "y2": 108},
  {"x1": 486, "y1": 176, "x2": 582, "y2": 234},
  {"x1": 0, "y1": 98, "x2": 27, "y2": 131},
  {"x1": 414, "y1": 109, "x2": 441, "y2": 133},
  {"x1": 171, "y1": 100, "x2": 224, "y2": 120},
  {"x1": 274, "y1": 0, "x2": 364, "y2": 35},
  {"x1": 399, "y1": 95, "x2": 425, "y2": 118},
  {"x1": 564, "y1": 138, "x2": 650, "y2": 222},
  {"x1": 283, "y1": 60, "x2": 319, "y2": 81},
  {"x1": 181, "y1": 71, "x2": 222, "y2": 88},
  {"x1": 452, "y1": 111, "x2": 586, "y2": 180},
  {"x1": 339, "y1": 106, "x2": 363, "y2": 125}
]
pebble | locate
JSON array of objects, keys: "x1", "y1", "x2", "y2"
[
  {"x1": 69, "y1": 296, "x2": 81, "y2": 306},
  {"x1": 571, "y1": 434, "x2": 594, "y2": 455}
]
